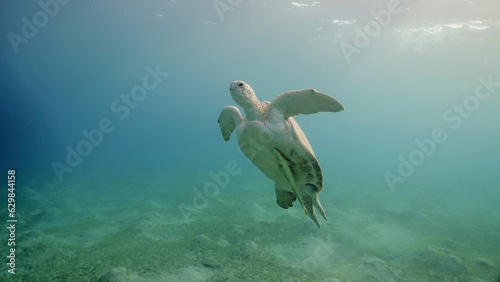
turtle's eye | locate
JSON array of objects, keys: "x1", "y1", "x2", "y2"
[{"x1": 238, "y1": 83, "x2": 244, "y2": 87}]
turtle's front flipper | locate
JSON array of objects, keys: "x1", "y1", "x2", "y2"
[
  {"x1": 218, "y1": 106, "x2": 244, "y2": 142},
  {"x1": 268, "y1": 89, "x2": 344, "y2": 120},
  {"x1": 273, "y1": 149, "x2": 321, "y2": 228}
]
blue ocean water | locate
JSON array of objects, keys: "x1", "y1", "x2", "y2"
[{"x1": 1, "y1": 0, "x2": 499, "y2": 281}]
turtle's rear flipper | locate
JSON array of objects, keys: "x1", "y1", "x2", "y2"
[
  {"x1": 301, "y1": 194, "x2": 321, "y2": 228},
  {"x1": 273, "y1": 148, "x2": 306, "y2": 210},
  {"x1": 275, "y1": 185, "x2": 295, "y2": 209},
  {"x1": 273, "y1": 148, "x2": 321, "y2": 228},
  {"x1": 304, "y1": 184, "x2": 327, "y2": 221}
]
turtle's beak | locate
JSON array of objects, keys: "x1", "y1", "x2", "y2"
[{"x1": 229, "y1": 81, "x2": 238, "y2": 91}]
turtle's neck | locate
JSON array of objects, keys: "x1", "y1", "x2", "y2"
[{"x1": 243, "y1": 101, "x2": 268, "y2": 121}]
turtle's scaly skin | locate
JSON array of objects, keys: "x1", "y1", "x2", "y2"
[{"x1": 218, "y1": 81, "x2": 344, "y2": 227}]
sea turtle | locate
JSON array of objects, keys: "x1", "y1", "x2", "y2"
[{"x1": 218, "y1": 81, "x2": 344, "y2": 227}]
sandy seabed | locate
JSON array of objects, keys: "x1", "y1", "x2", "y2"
[{"x1": 1, "y1": 172, "x2": 499, "y2": 282}]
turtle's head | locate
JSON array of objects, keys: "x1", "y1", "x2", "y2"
[{"x1": 229, "y1": 81, "x2": 259, "y2": 108}]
